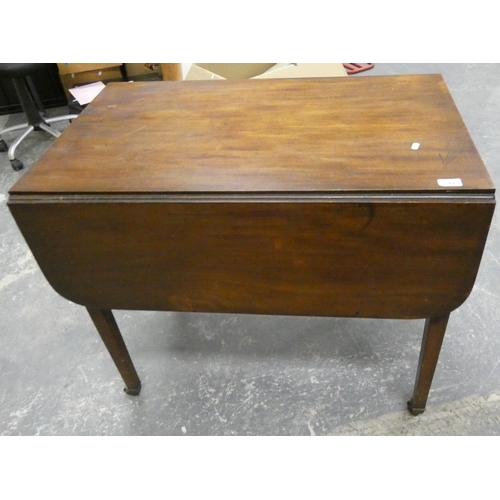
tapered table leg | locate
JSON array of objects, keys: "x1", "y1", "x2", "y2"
[
  {"x1": 87, "y1": 308, "x2": 141, "y2": 395},
  {"x1": 407, "y1": 313, "x2": 450, "y2": 415}
]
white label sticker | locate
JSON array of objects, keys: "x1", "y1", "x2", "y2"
[
  {"x1": 411, "y1": 142, "x2": 420, "y2": 150},
  {"x1": 438, "y1": 178, "x2": 463, "y2": 187}
]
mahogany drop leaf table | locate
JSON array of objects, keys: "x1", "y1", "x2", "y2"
[{"x1": 8, "y1": 75, "x2": 495, "y2": 415}]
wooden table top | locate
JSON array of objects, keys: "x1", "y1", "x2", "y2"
[{"x1": 10, "y1": 74, "x2": 494, "y2": 196}]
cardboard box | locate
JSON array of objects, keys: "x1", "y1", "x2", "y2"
[
  {"x1": 57, "y1": 63, "x2": 122, "y2": 76},
  {"x1": 125, "y1": 63, "x2": 165, "y2": 79},
  {"x1": 58, "y1": 64, "x2": 126, "y2": 99},
  {"x1": 122, "y1": 64, "x2": 181, "y2": 81},
  {"x1": 60, "y1": 67, "x2": 125, "y2": 99},
  {"x1": 184, "y1": 63, "x2": 347, "y2": 80}
]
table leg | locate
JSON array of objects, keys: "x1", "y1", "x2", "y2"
[
  {"x1": 87, "y1": 308, "x2": 142, "y2": 395},
  {"x1": 407, "y1": 313, "x2": 450, "y2": 415}
]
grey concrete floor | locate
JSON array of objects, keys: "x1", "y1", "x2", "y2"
[{"x1": 1, "y1": 64, "x2": 500, "y2": 436}]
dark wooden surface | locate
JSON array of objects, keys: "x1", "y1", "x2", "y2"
[
  {"x1": 408, "y1": 314, "x2": 450, "y2": 415},
  {"x1": 10, "y1": 75, "x2": 494, "y2": 195},
  {"x1": 8, "y1": 198, "x2": 494, "y2": 319},
  {"x1": 8, "y1": 75, "x2": 496, "y2": 413},
  {"x1": 86, "y1": 308, "x2": 141, "y2": 395}
]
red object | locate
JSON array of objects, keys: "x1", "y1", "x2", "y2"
[{"x1": 343, "y1": 63, "x2": 375, "y2": 75}]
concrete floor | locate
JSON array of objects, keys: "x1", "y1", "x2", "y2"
[{"x1": 1, "y1": 63, "x2": 500, "y2": 435}]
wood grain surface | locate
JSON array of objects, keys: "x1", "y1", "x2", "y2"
[
  {"x1": 8, "y1": 198, "x2": 494, "y2": 319},
  {"x1": 10, "y1": 75, "x2": 494, "y2": 195}
]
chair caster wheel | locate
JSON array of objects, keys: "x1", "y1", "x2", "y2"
[
  {"x1": 0, "y1": 139, "x2": 7, "y2": 152},
  {"x1": 10, "y1": 158, "x2": 24, "y2": 171}
]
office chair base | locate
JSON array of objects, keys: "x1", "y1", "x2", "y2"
[{"x1": 1, "y1": 114, "x2": 78, "y2": 171}]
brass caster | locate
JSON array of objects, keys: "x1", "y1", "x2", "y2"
[
  {"x1": 407, "y1": 399, "x2": 426, "y2": 416},
  {"x1": 124, "y1": 382, "x2": 141, "y2": 396}
]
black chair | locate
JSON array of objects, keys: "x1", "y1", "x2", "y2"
[{"x1": 0, "y1": 63, "x2": 78, "y2": 171}]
